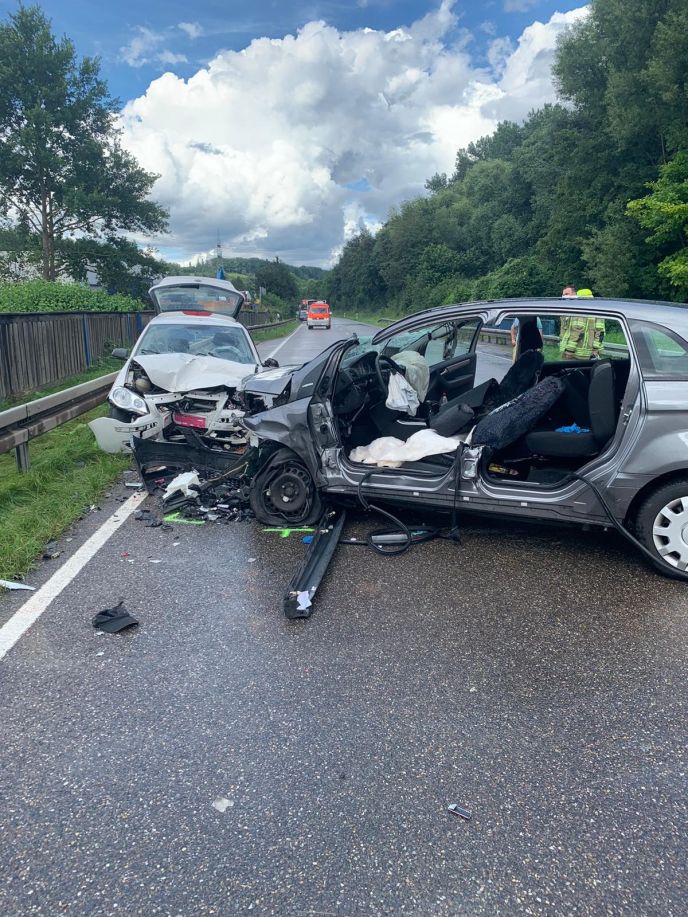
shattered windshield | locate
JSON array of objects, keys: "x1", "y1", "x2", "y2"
[
  {"x1": 136, "y1": 324, "x2": 256, "y2": 364},
  {"x1": 154, "y1": 284, "x2": 243, "y2": 314}
]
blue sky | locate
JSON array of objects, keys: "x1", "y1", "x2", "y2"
[{"x1": 1, "y1": 1, "x2": 588, "y2": 265}]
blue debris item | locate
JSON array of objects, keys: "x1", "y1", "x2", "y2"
[
  {"x1": 555, "y1": 423, "x2": 591, "y2": 434},
  {"x1": 303, "y1": 535, "x2": 314, "y2": 544}
]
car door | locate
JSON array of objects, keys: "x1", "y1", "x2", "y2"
[{"x1": 380, "y1": 318, "x2": 481, "y2": 405}]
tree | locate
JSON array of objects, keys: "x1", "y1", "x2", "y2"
[
  {"x1": 254, "y1": 258, "x2": 298, "y2": 302},
  {"x1": 627, "y1": 152, "x2": 688, "y2": 295},
  {"x1": 0, "y1": 6, "x2": 168, "y2": 281}
]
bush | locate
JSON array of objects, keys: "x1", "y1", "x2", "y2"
[{"x1": 0, "y1": 280, "x2": 146, "y2": 313}]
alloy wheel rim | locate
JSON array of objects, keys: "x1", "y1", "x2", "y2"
[{"x1": 652, "y1": 496, "x2": 688, "y2": 569}]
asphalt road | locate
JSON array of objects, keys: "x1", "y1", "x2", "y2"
[{"x1": 1, "y1": 320, "x2": 686, "y2": 916}]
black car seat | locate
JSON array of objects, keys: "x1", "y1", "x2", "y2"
[
  {"x1": 428, "y1": 350, "x2": 544, "y2": 437},
  {"x1": 472, "y1": 375, "x2": 565, "y2": 452},
  {"x1": 525, "y1": 360, "x2": 617, "y2": 458}
]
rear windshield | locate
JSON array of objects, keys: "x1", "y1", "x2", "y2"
[
  {"x1": 136, "y1": 323, "x2": 255, "y2": 364},
  {"x1": 154, "y1": 284, "x2": 243, "y2": 315},
  {"x1": 311, "y1": 306, "x2": 328, "y2": 314}
]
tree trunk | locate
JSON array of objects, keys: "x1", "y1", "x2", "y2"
[{"x1": 41, "y1": 189, "x2": 50, "y2": 280}]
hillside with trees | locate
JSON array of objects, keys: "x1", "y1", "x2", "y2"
[{"x1": 326, "y1": 0, "x2": 688, "y2": 315}]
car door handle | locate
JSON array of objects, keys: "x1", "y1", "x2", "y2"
[{"x1": 441, "y1": 366, "x2": 468, "y2": 378}]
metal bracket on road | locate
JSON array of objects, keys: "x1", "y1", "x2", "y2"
[{"x1": 283, "y1": 507, "x2": 346, "y2": 619}]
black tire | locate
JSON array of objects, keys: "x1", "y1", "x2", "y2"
[
  {"x1": 634, "y1": 477, "x2": 688, "y2": 578},
  {"x1": 108, "y1": 404, "x2": 134, "y2": 422},
  {"x1": 249, "y1": 453, "x2": 323, "y2": 525}
]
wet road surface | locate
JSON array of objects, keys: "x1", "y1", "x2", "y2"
[{"x1": 1, "y1": 320, "x2": 686, "y2": 916}]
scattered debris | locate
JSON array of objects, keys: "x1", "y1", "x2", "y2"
[
  {"x1": 283, "y1": 510, "x2": 346, "y2": 619},
  {"x1": 247, "y1": 557, "x2": 257, "y2": 563},
  {"x1": 149, "y1": 559, "x2": 162, "y2": 564},
  {"x1": 92, "y1": 600, "x2": 139, "y2": 633},
  {"x1": 134, "y1": 508, "x2": 165, "y2": 528},
  {"x1": 0, "y1": 579, "x2": 36, "y2": 592},
  {"x1": 296, "y1": 591, "x2": 312, "y2": 612},
  {"x1": 163, "y1": 512, "x2": 205, "y2": 527},
  {"x1": 212, "y1": 797, "x2": 234, "y2": 813},
  {"x1": 264, "y1": 526, "x2": 315, "y2": 539},
  {"x1": 125, "y1": 482, "x2": 144, "y2": 489},
  {"x1": 163, "y1": 471, "x2": 201, "y2": 502},
  {"x1": 42, "y1": 551, "x2": 61, "y2": 561},
  {"x1": 447, "y1": 803, "x2": 472, "y2": 821}
]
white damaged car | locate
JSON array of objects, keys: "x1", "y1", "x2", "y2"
[{"x1": 90, "y1": 279, "x2": 278, "y2": 455}]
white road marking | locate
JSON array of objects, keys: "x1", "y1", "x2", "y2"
[
  {"x1": 266, "y1": 325, "x2": 303, "y2": 360},
  {"x1": 0, "y1": 490, "x2": 146, "y2": 663}
]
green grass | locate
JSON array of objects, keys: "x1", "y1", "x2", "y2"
[
  {"x1": 0, "y1": 404, "x2": 130, "y2": 583},
  {"x1": 250, "y1": 319, "x2": 299, "y2": 344},
  {"x1": 0, "y1": 356, "x2": 123, "y2": 413},
  {"x1": 338, "y1": 310, "x2": 394, "y2": 326}
]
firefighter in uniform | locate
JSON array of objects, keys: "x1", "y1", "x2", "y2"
[{"x1": 559, "y1": 289, "x2": 605, "y2": 360}]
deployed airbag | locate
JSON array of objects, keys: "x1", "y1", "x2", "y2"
[
  {"x1": 350, "y1": 428, "x2": 466, "y2": 468},
  {"x1": 472, "y1": 375, "x2": 565, "y2": 452}
]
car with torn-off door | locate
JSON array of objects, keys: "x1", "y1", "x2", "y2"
[
  {"x1": 237, "y1": 296, "x2": 688, "y2": 579},
  {"x1": 89, "y1": 277, "x2": 279, "y2": 456}
]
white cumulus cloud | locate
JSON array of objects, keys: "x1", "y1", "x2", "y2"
[
  {"x1": 178, "y1": 22, "x2": 203, "y2": 39},
  {"x1": 119, "y1": 3, "x2": 589, "y2": 265}
]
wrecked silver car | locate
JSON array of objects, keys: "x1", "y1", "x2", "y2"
[{"x1": 237, "y1": 297, "x2": 688, "y2": 581}]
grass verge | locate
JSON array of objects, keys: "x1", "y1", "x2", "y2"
[
  {"x1": 250, "y1": 319, "x2": 299, "y2": 344},
  {"x1": 0, "y1": 404, "x2": 130, "y2": 583},
  {"x1": 0, "y1": 356, "x2": 123, "y2": 412},
  {"x1": 338, "y1": 311, "x2": 395, "y2": 327}
]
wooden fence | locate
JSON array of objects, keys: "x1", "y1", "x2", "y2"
[{"x1": 0, "y1": 312, "x2": 153, "y2": 402}]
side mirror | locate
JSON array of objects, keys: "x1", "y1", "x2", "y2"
[
  {"x1": 263, "y1": 358, "x2": 279, "y2": 368},
  {"x1": 112, "y1": 347, "x2": 130, "y2": 361}
]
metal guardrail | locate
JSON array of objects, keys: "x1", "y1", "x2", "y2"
[
  {"x1": 480, "y1": 326, "x2": 628, "y2": 355},
  {"x1": 248, "y1": 319, "x2": 291, "y2": 333},
  {"x1": 0, "y1": 372, "x2": 118, "y2": 472}
]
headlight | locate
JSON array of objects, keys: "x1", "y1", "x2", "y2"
[{"x1": 111, "y1": 386, "x2": 148, "y2": 415}]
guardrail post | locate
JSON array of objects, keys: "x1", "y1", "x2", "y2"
[{"x1": 15, "y1": 442, "x2": 30, "y2": 473}]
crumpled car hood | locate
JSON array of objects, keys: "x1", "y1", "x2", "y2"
[{"x1": 133, "y1": 353, "x2": 255, "y2": 392}]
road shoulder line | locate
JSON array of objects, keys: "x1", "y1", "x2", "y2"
[{"x1": 0, "y1": 490, "x2": 146, "y2": 662}]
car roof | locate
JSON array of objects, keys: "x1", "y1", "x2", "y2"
[{"x1": 401, "y1": 296, "x2": 687, "y2": 323}]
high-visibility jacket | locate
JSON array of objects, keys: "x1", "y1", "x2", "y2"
[{"x1": 559, "y1": 315, "x2": 605, "y2": 359}]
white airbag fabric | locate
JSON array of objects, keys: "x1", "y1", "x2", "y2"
[
  {"x1": 350, "y1": 428, "x2": 465, "y2": 468},
  {"x1": 385, "y1": 371, "x2": 420, "y2": 416},
  {"x1": 393, "y1": 351, "x2": 430, "y2": 402}
]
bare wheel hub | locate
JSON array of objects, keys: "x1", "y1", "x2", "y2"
[{"x1": 265, "y1": 464, "x2": 311, "y2": 516}]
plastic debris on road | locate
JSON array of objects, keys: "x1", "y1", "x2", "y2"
[
  {"x1": 92, "y1": 600, "x2": 139, "y2": 634},
  {"x1": 212, "y1": 797, "x2": 234, "y2": 813},
  {"x1": 447, "y1": 803, "x2": 472, "y2": 821},
  {"x1": 163, "y1": 471, "x2": 201, "y2": 502},
  {"x1": 296, "y1": 590, "x2": 312, "y2": 611},
  {"x1": 0, "y1": 579, "x2": 36, "y2": 591}
]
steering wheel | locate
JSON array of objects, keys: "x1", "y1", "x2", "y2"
[
  {"x1": 210, "y1": 345, "x2": 244, "y2": 361},
  {"x1": 374, "y1": 352, "x2": 397, "y2": 395}
]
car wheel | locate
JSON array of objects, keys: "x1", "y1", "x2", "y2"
[
  {"x1": 249, "y1": 453, "x2": 323, "y2": 525},
  {"x1": 108, "y1": 404, "x2": 134, "y2": 422},
  {"x1": 634, "y1": 478, "x2": 688, "y2": 577}
]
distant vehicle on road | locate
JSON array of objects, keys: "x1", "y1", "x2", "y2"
[
  {"x1": 307, "y1": 301, "x2": 331, "y2": 330},
  {"x1": 298, "y1": 299, "x2": 316, "y2": 321}
]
